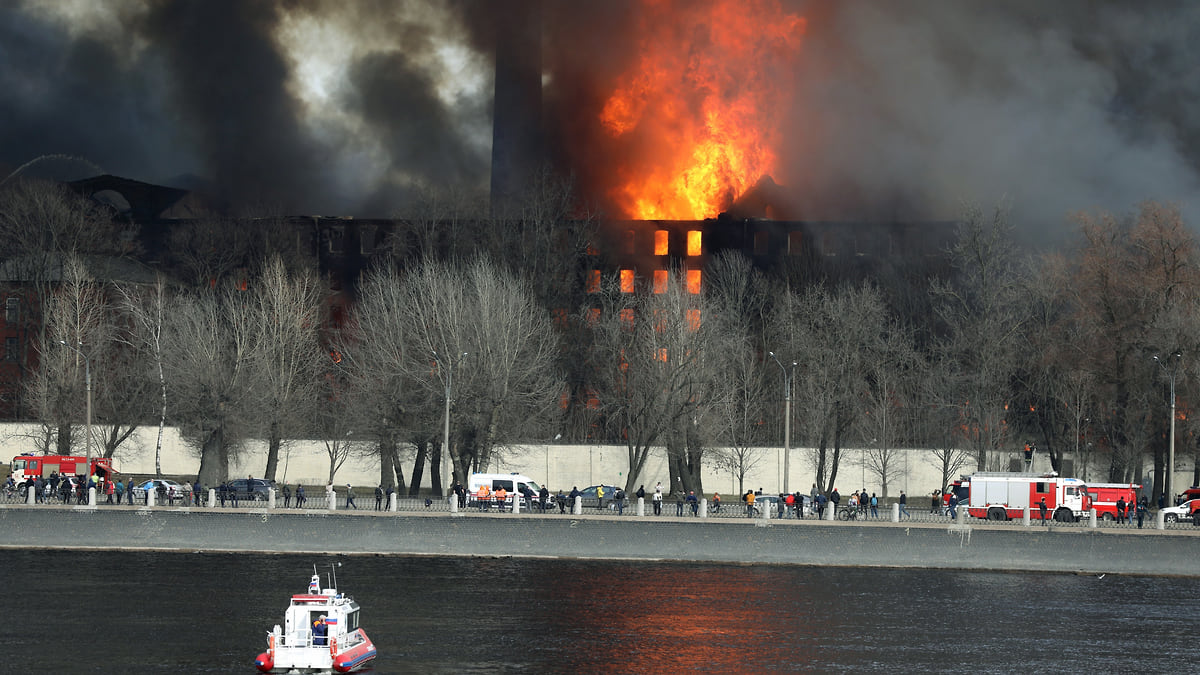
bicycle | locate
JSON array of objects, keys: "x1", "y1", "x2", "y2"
[{"x1": 837, "y1": 507, "x2": 859, "y2": 521}]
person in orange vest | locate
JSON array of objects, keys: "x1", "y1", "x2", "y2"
[
  {"x1": 477, "y1": 484, "x2": 490, "y2": 511},
  {"x1": 495, "y1": 486, "x2": 508, "y2": 512}
]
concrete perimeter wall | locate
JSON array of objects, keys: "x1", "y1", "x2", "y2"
[
  {"x1": 1, "y1": 423, "x2": 1189, "y2": 499},
  {"x1": 1, "y1": 506, "x2": 1195, "y2": 577}
]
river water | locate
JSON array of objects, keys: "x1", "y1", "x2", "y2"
[{"x1": 2, "y1": 549, "x2": 1194, "y2": 673}]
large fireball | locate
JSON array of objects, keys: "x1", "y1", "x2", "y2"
[{"x1": 599, "y1": 0, "x2": 804, "y2": 220}]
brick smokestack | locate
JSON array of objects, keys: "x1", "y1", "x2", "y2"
[{"x1": 490, "y1": 0, "x2": 543, "y2": 217}]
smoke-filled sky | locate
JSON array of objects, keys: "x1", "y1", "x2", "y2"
[{"x1": 2, "y1": 0, "x2": 1199, "y2": 237}]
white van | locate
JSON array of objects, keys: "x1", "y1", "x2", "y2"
[{"x1": 467, "y1": 473, "x2": 555, "y2": 511}]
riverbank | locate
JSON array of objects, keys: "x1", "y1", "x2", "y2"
[{"x1": 1, "y1": 505, "x2": 1194, "y2": 577}]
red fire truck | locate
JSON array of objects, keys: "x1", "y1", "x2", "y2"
[
  {"x1": 8, "y1": 454, "x2": 116, "y2": 486},
  {"x1": 964, "y1": 472, "x2": 1091, "y2": 522},
  {"x1": 1083, "y1": 482, "x2": 1141, "y2": 521}
]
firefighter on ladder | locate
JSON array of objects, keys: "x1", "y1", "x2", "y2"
[{"x1": 1024, "y1": 442, "x2": 1035, "y2": 471}]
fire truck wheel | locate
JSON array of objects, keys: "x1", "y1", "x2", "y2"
[
  {"x1": 987, "y1": 508, "x2": 1006, "y2": 521},
  {"x1": 1101, "y1": 513, "x2": 1114, "y2": 521},
  {"x1": 1192, "y1": 513, "x2": 1200, "y2": 527},
  {"x1": 1054, "y1": 509, "x2": 1075, "y2": 523}
]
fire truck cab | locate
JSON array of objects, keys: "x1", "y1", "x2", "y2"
[{"x1": 965, "y1": 472, "x2": 1090, "y2": 523}]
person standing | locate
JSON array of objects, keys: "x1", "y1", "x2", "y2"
[
  {"x1": 296, "y1": 484, "x2": 306, "y2": 508},
  {"x1": 345, "y1": 484, "x2": 357, "y2": 509},
  {"x1": 947, "y1": 493, "x2": 958, "y2": 519},
  {"x1": 614, "y1": 487, "x2": 625, "y2": 515},
  {"x1": 539, "y1": 485, "x2": 550, "y2": 512},
  {"x1": 312, "y1": 616, "x2": 328, "y2": 646},
  {"x1": 495, "y1": 486, "x2": 508, "y2": 512},
  {"x1": 282, "y1": 484, "x2": 292, "y2": 508},
  {"x1": 745, "y1": 490, "x2": 756, "y2": 518},
  {"x1": 711, "y1": 492, "x2": 722, "y2": 514},
  {"x1": 386, "y1": 484, "x2": 395, "y2": 509},
  {"x1": 686, "y1": 491, "x2": 699, "y2": 516},
  {"x1": 652, "y1": 484, "x2": 663, "y2": 516},
  {"x1": 898, "y1": 491, "x2": 910, "y2": 519},
  {"x1": 870, "y1": 493, "x2": 879, "y2": 519},
  {"x1": 1137, "y1": 498, "x2": 1147, "y2": 528},
  {"x1": 1116, "y1": 497, "x2": 1126, "y2": 522},
  {"x1": 104, "y1": 479, "x2": 115, "y2": 504},
  {"x1": 596, "y1": 484, "x2": 606, "y2": 511},
  {"x1": 374, "y1": 485, "x2": 384, "y2": 511},
  {"x1": 1038, "y1": 497, "x2": 1048, "y2": 524}
]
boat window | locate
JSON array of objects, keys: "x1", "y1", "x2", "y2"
[{"x1": 347, "y1": 610, "x2": 359, "y2": 631}]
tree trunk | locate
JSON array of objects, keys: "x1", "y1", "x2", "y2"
[
  {"x1": 196, "y1": 424, "x2": 227, "y2": 488},
  {"x1": 57, "y1": 422, "x2": 72, "y2": 455},
  {"x1": 378, "y1": 436, "x2": 398, "y2": 490},
  {"x1": 264, "y1": 419, "x2": 281, "y2": 482},
  {"x1": 428, "y1": 439, "x2": 443, "y2": 496},
  {"x1": 410, "y1": 438, "x2": 428, "y2": 497}
]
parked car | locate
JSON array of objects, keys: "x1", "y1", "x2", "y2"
[
  {"x1": 132, "y1": 479, "x2": 191, "y2": 504},
  {"x1": 1160, "y1": 499, "x2": 1200, "y2": 524},
  {"x1": 225, "y1": 478, "x2": 275, "y2": 502},
  {"x1": 578, "y1": 484, "x2": 623, "y2": 509}
]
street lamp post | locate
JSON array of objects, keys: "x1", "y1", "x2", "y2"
[
  {"x1": 433, "y1": 350, "x2": 467, "y2": 492},
  {"x1": 60, "y1": 340, "x2": 92, "y2": 479},
  {"x1": 1154, "y1": 352, "x2": 1182, "y2": 505},
  {"x1": 768, "y1": 352, "x2": 796, "y2": 494}
]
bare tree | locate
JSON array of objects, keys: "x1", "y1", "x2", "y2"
[
  {"x1": 857, "y1": 324, "x2": 920, "y2": 499},
  {"x1": 161, "y1": 285, "x2": 258, "y2": 486},
  {"x1": 114, "y1": 275, "x2": 171, "y2": 474},
  {"x1": 337, "y1": 263, "x2": 433, "y2": 493},
  {"x1": 916, "y1": 359, "x2": 973, "y2": 495},
  {"x1": 930, "y1": 202, "x2": 1028, "y2": 471},
  {"x1": 769, "y1": 282, "x2": 883, "y2": 495},
  {"x1": 245, "y1": 257, "x2": 325, "y2": 481},
  {"x1": 706, "y1": 252, "x2": 772, "y2": 496},
  {"x1": 342, "y1": 258, "x2": 561, "y2": 493},
  {"x1": 1063, "y1": 202, "x2": 1200, "y2": 498},
  {"x1": 25, "y1": 255, "x2": 110, "y2": 455},
  {"x1": 584, "y1": 272, "x2": 729, "y2": 495},
  {"x1": 0, "y1": 178, "x2": 129, "y2": 423}
]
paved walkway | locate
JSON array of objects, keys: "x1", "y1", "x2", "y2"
[{"x1": 1, "y1": 505, "x2": 1195, "y2": 576}]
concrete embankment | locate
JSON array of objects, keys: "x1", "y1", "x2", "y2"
[{"x1": 0, "y1": 505, "x2": 1195, "y2": 577}]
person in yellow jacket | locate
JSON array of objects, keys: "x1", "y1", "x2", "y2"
[
  {"x1": 745, "y1": 490, "x2": 756, "y2": 517},
  {"x1": 596, "y1": 485, "x2": 606, "y2": 510}
]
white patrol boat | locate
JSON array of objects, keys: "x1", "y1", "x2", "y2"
[{"x1": 254, "y1": 566, "x2": 377, "y2": 674}]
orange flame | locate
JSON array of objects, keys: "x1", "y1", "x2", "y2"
[{"x1": 599, "y1": 0, "x2": 805, "y2": 219}]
